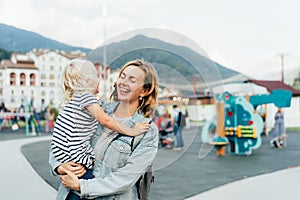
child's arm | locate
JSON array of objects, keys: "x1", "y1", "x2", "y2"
[{"x1": 86, "y1": 103, "x2": 149, "y2": 136}]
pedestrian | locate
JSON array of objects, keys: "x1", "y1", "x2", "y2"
[
  {"x1": 46, "y1": 107, "x2": 55, "y2": 133},
  {"x1": 171, "y1": 104, "x2": 184, "y2": 150},
  {"x1": 0, "y1": 102, "x2": 10, "y2": 130},
  {"x1": 270, "y1": 107, "x2": 286, "y2": 148},
  {"x1": 50, "y1": 59, "x2": 154, "y2": 200}
]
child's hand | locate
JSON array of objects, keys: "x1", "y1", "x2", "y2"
[{"x1": 132, "y1": 122, "x2": 151, "y2": 136}]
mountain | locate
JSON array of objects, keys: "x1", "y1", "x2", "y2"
[
  {"x1": 0, "y1": 23, "x2": 91, "y2": 53},
  {"x1": 88, "y1": 35, "x2": 249, "y2": 94},
  {"x1": 0, "y1": 23, "x2": 248, "y2": 95}
]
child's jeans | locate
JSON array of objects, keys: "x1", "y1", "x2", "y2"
[{"x1": 66, "y1": 169, "x2": 94, "y2": 200}]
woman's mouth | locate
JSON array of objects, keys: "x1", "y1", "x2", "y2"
[{"x1": 119, "y1": 88, "x2": 130, "y2": 94}]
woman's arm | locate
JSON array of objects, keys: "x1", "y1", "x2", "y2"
[
  {"x1": 86, "y1": 103, "x2": 150, "y2": 136},
  {"x1": 49, "y1": 147, "x2": 86, "y2": 177}
]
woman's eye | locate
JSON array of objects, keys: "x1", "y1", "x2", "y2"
[{"x1": 120, "y1": 74, "x2": 125, "y2": 79}]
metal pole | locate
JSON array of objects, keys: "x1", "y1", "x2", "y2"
[
  {"x1": 102, "y1": 0, "x2": 107, "y2": 99},
  {"x1": 281, "y1": 54, "x2": 284, "y2": 83}
]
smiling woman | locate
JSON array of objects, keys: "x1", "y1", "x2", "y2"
[
  {"x1": 111, "y1": 60, "x2": 158, "y2": 117},
  {"x1": 49, "y1": 59, "x2": 159, "y2": 200}
]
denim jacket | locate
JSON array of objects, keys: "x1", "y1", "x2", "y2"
[{"x1": 49, "y1": 101, "x2": 159, "y2": 200}]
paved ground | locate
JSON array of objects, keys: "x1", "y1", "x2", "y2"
[
  {"x1": 0, "y1": 134, "x2": 56, "y2": 200},
  {"x1": 187, "y1": 166, "x2": 300, "y2": 200},
  {"x1": 2, "y1": 126, "x2": 300, "y2": 200}
]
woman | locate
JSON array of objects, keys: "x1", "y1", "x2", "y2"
[
  {"x1": 271, "y1": 108, "x2": 285, "y2": 148},
  {"x1": 49, "y1": 59, "x2": 159, "y2": 199}
]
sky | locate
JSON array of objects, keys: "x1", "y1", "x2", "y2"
[{"x1": 1, "y1": 0, "x2": 300, "y2": 82}]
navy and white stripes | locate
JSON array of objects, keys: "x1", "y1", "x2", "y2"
[{"x1": 51, "y1": 92, "x2": 98, "y2": 169}]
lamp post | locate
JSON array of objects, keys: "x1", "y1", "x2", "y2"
[
  {"x1": 102, "y1": 0, "x2": 108, "y2": 99},
  {"x1": 281, "y1": 54, "x2": 284, "y2": 83}
]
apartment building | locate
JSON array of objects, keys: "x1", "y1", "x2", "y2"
[{"x1": 0, "y1": 49, "x2": 86, "y2": 111}]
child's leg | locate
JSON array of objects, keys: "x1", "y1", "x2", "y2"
[
  {"x1": 66, "y1": 169, "x2": 94, "y2": 200},
  {"x1": 66, "y1": 191, "x2": 81, "y2": 200},
  {"x1": 81, "y1": 168, "x2": 94, "y2": 179}
]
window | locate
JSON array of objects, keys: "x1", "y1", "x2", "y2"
[
  {"x1": 50, "y1": 91, "x2": 55, "y2": 103},
  {"x1": 41, "y1": 82, "x2": 46, "y2": 87},
  {"x1": 49, "y1": 83, "x2": 55, "y2": 87},
  {"x1": 41, "y1": 74, "x2": 46, "y2": 79},
  {"x1": 11, "y1": 90, "x2": 15, "y2": 103},
  {"x1": 20, "y1": 73, "x2": 26, "y2": 86},
  {"x1": 10, "y1": 73, "x2": 16, "y2": 86},
  {"x1": 49, "y1": 74, "x2": 55, "y2": 79},
  {"x1": 50, "y1": 66, "x2": 54, "y2": 71},
  {"x1": 30, "y1": 73, "x2": 36, "y2": 86}
]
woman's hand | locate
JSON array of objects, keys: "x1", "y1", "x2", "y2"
[
  {"x1": 56, "y1": 162, "x2": 86, "y2": 177},
  {"x1": 59, "y1": 167, "x2": 81, "y2": 191}
]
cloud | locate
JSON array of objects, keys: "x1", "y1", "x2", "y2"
[{"x1": 0, "y1": 0, "x2": 300, "y2": 77}]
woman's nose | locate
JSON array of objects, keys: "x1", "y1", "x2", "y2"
[{"x1": 119, "y1": 78, "x2": 129, "y2": 85}]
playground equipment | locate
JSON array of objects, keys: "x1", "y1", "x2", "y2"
[
  {"x1": 0, "y1": 96, "x2": 39, "y2": 137},
  {"x1": 201, "y1": 89, "x2": 292, "y2": 156}
]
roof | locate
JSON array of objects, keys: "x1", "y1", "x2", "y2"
[
  {"x1": 31, "y1": 49, "x2": 86, "y2": 59},
  {"x1": 1, "y1": 59, "x2": 38, "y2": 70},
  {"x1": 245, "y1": 79, "x2": 300, "y2": 96}
]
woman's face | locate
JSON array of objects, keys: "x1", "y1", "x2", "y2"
[{"x1": 116, "y1": 65, "x2": 147, "y2": 103}]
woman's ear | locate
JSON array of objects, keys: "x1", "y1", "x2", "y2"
[{"x1": 140, "y1": 88, "x2": 149, "y2": 98}]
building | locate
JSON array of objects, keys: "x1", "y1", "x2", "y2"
[
  {"x1": 0, "y1": 49, "x2": 86, "y2": 111},
  {"x1": 94, "y1": 63, "x2": 115, "y2": 100},
  {"x1": 0, "y1": 53, "x2": 39, "y2": 110},
  {"x1": 27, "y1": 49, "x2": 86, "y2": 108}
]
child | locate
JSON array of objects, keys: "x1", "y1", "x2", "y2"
[{"x1": 51, "y1": 59, "x2": 149, "y2": 199}]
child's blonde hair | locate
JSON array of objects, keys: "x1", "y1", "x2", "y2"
[{"x1": 62, "y1": 59, "x2": 99, "y2": 101}]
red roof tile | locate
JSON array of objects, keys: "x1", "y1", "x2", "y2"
[{"x1": 245, "y1": 79, "x2": 300, "y2": 96}]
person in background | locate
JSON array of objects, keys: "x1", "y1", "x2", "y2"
[
  {"x1": 46, "y1": 107, "x2": 55, "y2": 133},
  {"x1": 171, "y1": 105, "x2": 184, "y2": 150},
  {"x1": 270, "y1": 107, "x2": 286, "y2": 148},
  {"x1": 0, "y1": 102, "x2": 10, "y2": 130}
]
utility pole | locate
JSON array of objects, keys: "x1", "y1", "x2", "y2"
[
  {"x1": 102, "y1": 0, "x2": 107, "y2": 99},
  {"x1": 281, "y1": 54, "x2": 284, "y2": 83}
]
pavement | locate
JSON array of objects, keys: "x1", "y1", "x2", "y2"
[
  {"x1": 187, "y1": 166, "x2": 300, "y2": 200},
  {"x1": 1, "y1": 127, "x2": 300, "y2": 200},
  {"x1": 0, "y1": 134, "x2": 56, "y2": 200}
]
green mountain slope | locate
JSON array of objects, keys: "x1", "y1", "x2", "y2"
[{"x1": 0, "y1": 23, "x2": 91, "y2": 53}]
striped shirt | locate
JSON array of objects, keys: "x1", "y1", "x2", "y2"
[{"x1": 51, "y1": 92, "x2": 98, "y2": 169}]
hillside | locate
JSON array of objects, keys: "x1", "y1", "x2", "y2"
[
  {"x1": 0, "y1": 23, "x2": 91, "y2": 53},
  {"x1": 0, "y1": 23, "x2": 248, "y2": 95},
  {"x1": 88, "y1": 35, "x2": 249, "y2": 94}
]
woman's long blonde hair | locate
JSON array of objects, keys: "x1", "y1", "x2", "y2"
[
  {"x1": 62, "y1": 59, "x2": 99, "y2": 102},
  {"x1": 110, "y1": 60, "x2": 158, "y2": 117}
]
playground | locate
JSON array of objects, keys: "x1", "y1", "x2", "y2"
[
  {"x1": 1, "y1": 85, "x2": 300, "y2": 199},
  {"x1": 14, "y1": 127, "x2": 300, "y2": 200}
]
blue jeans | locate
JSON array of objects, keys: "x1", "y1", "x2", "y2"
[
  {"x1": 174, "y1": 124, "x2": 184, "y2": 148},
  {"x1": 66, "y1": 169, "x2": 94, "y2": 200}
]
